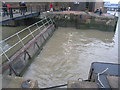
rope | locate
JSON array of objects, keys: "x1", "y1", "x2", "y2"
[{"x1": 97, "y1": 68, "x2": 109, "y2": 88}]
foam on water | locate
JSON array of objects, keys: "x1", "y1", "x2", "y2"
[{"x1": 24, "y1": 25, "x2": 118, "y2": 88}]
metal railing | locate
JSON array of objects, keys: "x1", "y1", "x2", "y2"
[
  {"x1": 0, "y1": 17, "x2": 53, "y2": 64},
  {"x1": 1, "y1": 5, "x2": 45, "y2": 19}
]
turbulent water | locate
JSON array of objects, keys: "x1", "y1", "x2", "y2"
[
  {"x1": 1, "y1": 13, "x2": 119, "y2": 88},
  {"x1": 23, "y1": 21, "x2": 118, "y2": 88}
]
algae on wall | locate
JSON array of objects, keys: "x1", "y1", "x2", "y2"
[{"x1": 45, "y1": 12, "x2": 118, "y2": 32}]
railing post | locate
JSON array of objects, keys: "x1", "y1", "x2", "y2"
[
  {"x1": 46, "y1": 17, "x2": 50, "y2": 25},
  {"x1": 44, "y1": 5, "x2": 46, "y2": 12},
  {"x1": 50, "y1": 17, "x2": 53, "y2": 24},
  {"x1": 36, "y1": 23, "x2": 39, "y2": 27},
  {"x1": 42, "y1": 20, "x2": 46, "y2": 28},
  {"x1": 9, "y1": 8, "x2": 13, "y2": 18},
  {"x1": 28, "y1": 27, "x2": 40, "y2": 49},
  {"x1": 16, "y1": 33, "x2": 31, "y2": 59},
  {"x1": 16, "y1": 34, "x2": 25, "y2": 48},
  {"x1": 31, "y1": 6, "x2": 32, "y2": 14},
  {"x1": 36, "y1": 23, "x2": 42, "y2": 34},
  {"x1": 28, "y1": 28, "x2": 35, "y2": 40},
  {"x1": 39, "y1": 5, "x2": 40, "y2": 13},
  {"x1": 0, "y1": 47, "x2": 10, "y2": 62}
]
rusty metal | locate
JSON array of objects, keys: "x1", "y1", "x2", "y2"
[{"x1": 1, "y1": 22, "x2": 54, "y2": 75}]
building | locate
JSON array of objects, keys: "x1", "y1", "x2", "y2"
[
  {"x1": 53, "y1": 2, "x2": 104, "y2": 12},
  {"x1": 104, "y1": 1, "x2": 120, "y2": 11},
  {"x1": 6, "y1": 2, "x2": 104, "y2": 12}
]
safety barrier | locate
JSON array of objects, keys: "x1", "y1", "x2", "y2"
[
  {"x1": 0, "y1": 17, "x2": 55, "y2": 76},
  {"x1": 1, "y1": 5, "x2": 42, "y2": 18}
]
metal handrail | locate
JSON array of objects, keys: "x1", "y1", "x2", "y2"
[
  {"x1": 0, "y1": 17, "x2": 52, "y2": 62},
  {"x1": 1, "y1": 4, "x2": 42, "y2": 19},
  {"x1": 0, "y1": 18, "x2": 46, "y2": 44},
  {"x1": 1, "y1": 6, "x2": 29, "y2": 9}
]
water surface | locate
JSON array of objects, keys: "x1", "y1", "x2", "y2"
[{"x1": 24, "y1": 25, "x2": 118, "y2": 88}]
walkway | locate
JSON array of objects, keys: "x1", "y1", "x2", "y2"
[
  {"x1": 53, "y1": 11, "x2": 115, "y2": 18},
  {"x1": 0, "y1": 12, "x2": 40, "y2": 25}
]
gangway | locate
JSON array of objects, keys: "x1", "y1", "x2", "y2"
[{"x1": 0, "y1": 16, "x2": 55, "y2": 76}]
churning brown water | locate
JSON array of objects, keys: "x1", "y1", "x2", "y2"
[{"x1": 23, "y1": 23, "x2": 118, "y2": 88}]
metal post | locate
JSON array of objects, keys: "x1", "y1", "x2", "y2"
[
  {"x1": 9, "y1": 8, "x2": 13, "y2": 18},
  {"x1": 42, "y1": 20, "x2": 46, "y2": 28},
  {"x1": 28, "y1": 28, "x2": 35, "y2": 39},
  {"x1": 28, "y1": 27, "x2": 40, "y2": 50},
  {"x1": 47, "y1": 19, "x2": 50, "y2": 25},
  {"x1": 49, "y1": 17, "x2": 53, "y2": 24},
  {"x1": 0, "y1": 47, "x2": 10, "y2": 61},
  {"x1": 36, "y1": 23, "x2": 39, "y2": 28},
  {"x1": 24, "y1": 51, "x2": 27, "y2": 60},
  {"x1": 47, "y1": 19, "x2": 51, "y2": 25},
  {"x1": 31, "y1": 6, "x2": 32, "y2": 14},
  {"x1": 39, "y1": 5, "x2": 40, "y2": 13},
  {"x1": 45, "y1": 17, "x2": 49, "y2": 25},
  {"x1": 25, "y1": 50, "x2": 31, "y2": 59},
  {"x1": 9, "y1": 64, "x2": 19, "y2": 76},
  {"x1": 17, "y1": 34, "x2": 31, "y2": 59},
  {"x1": 16, "y1": 34, "x2": 25, "y2": 48},
  {"x1": 35, "y1": 42, "x2": 40, "y2": 49},
  {"x1": 36, "y1": 23, "x2": 41, "y2": 32}
]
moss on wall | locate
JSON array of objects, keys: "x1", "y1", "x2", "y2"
[{"x1": 46, "y1": 12, "x2": 118, "y2": 32}]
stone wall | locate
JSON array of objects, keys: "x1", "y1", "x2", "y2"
[{"x1": 46, "y1": 12, "x2": 118, "y2": 32}]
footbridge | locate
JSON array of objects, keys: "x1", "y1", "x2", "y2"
[{"x1": 0, "y1": 5, "x2": 45, "y2": 25}]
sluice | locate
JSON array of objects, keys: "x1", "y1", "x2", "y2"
[{"x1": 0, "y1": 17, "x2": 55, "y2": 76}]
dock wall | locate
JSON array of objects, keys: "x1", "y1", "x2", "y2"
[{"x1": 46, "y1": 12, "x2": 118, "y2": 32}]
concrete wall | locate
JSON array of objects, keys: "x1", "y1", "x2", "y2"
[{"x1": 46, "y1": 12, "x2": 118, "y2": 32}]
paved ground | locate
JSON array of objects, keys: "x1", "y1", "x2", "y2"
[
  {"x1": 0, "y1": 11, "x2": 115, "y2": 22},
  {"x1": 52, "y1": 11, "x2": 115, "y2": 18},
  {"x1": 0, "y1": 12, "x2": 34, "y2": 22}
]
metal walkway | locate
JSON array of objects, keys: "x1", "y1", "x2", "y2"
[
  {"x1": 0, "y1": 5, "x2": 42, "y2": 25},
  {"x1": 0, "y1": 12, "x2": 40, "y2": 25},
  {"x1": 0, "y1": 16, "x2": 55, "y2": 76}
]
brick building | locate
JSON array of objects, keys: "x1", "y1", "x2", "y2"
[{"x1": 6, "y1": 2, "x2": 104, "y2": 12}]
